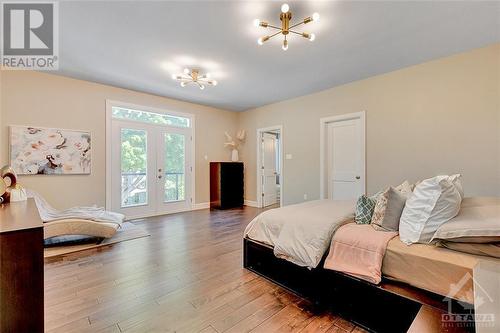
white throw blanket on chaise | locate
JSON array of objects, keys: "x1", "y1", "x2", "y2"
[{"x1": 28, "y1": 190, "x2": 124, "y2": 225}]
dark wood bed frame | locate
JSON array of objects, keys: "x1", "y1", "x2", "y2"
[{"x1": 243, "y1": 237, "x2": 475, "y2": 333}]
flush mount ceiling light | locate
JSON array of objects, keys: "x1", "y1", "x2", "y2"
[
  {"x1": 171, "y1": 68, "x2": 217, "y2": 90},
  {"x1": 254, "y1": 3, "x2": 319, "y2": 51}
]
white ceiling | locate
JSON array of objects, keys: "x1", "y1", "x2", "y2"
[{"x1": 56, "y1": 1, "x2": 500, "y2": 111}]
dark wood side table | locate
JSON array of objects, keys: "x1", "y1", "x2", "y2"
[{"x1": 0, "y1": 199, "x2": 44, "y2": 333}]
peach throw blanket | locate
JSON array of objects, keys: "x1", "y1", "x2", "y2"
[{"x1": 324, "y1": 223, "x2": 397, "y2": 284}]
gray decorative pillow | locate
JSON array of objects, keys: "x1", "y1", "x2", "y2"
[
  {"x1": 372, "y1": 187, "x2": 409, "y2": 232},
  {"x1": 355, "y1": 195, "x2": 377, "y2": 224},
  {"x1": 371, "y1": 181, "x2": 413, "y2": 228}
]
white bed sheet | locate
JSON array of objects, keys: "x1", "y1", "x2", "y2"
[{"x1": 244, "y1": 199, "x2": 355, "y2": 268}]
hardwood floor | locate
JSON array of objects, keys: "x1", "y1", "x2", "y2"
[{"x1": 44, "y1": 207, "x2": 367, "y2": 333}]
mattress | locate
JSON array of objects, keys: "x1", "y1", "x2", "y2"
[{"x1": 382, "y1": 238, "x2": 489, "y2": 304}]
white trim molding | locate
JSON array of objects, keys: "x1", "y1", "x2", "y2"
[
  {"x1": 194, "y1": 201, "x2": 259, "y2": 210},
  {"x1": 244, "y1": 200, "x2": 259, "y2": 208},
  {"x1": 319, "y1": 111, "x2": 366, "y2": 199},
  {"x1": 192, "y1": 202, "x2": 210, "y2": 210},
  {"x1": 256, "y1": 125, "x2": 284, "y2": 208}
]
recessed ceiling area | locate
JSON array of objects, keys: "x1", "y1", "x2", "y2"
[{"x1": 56, "y1": 1, "x2": 500, "y2": 111}]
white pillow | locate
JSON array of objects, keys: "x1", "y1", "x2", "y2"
[
  {"x1": 399, "y1": 175, "x2": 462, "y2": 244},
  {"x1": 449, "y1": 174, "x2": 464, "y2": 199}
]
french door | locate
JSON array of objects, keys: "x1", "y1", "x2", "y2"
[{"x1": 110, "y1": 120, "x2": 192, "y2": 218}]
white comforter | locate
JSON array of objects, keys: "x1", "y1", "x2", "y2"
[{"x1": 244, "y1": 199, "x2": 355, "y2": 268}]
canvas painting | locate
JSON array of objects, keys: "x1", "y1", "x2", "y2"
[{"x1": 10, "y1": 126, "x2": 91, "y2": 175}]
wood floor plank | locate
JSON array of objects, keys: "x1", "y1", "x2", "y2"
[
  {"x1": 333, "y1": 316, "x2": 356, "y2": 332},
  {"x1": 211, "y1": 291, "x2": 281, "y2": 332},
  {"x1": 249, "y1": 303, "x2": 309, "y2": 333},
  {"x1": 298, "y1": 314, "x2": 337, "y2": 333},
  {"x1": 44, "y1": 206, "x2": 364, "y2": 333}
]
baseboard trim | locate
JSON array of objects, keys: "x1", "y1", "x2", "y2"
[
  {"x1": 244, "y1": 200, "x2": 259, "y2": 208},
  {"x1": 193, "y1": 202, "x2": 210, "y2": 210},
  {"x1": 127, "y1": 201, "x2": 257, "y2": 219}
]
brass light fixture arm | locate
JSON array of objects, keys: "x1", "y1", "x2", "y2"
[
  {"x1": 289, "y1": 21, "x2": 305, "y2": 30},
  {"x1": 288, "y1": 30, "x2": 304, "y2": 36},
  {"x1": 269, "y1": 30, "x2": 283, "y2": 38},
  {"x1": 266, "y1": 24, "x2": 282, "y2": 30}
]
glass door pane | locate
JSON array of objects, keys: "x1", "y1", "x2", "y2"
[
  {"x1": 120, "y1": 128, "x2": 148, "y2": 207},
  {"x1": 163, "y1": 133, "x2": 185, "y2": 202}
]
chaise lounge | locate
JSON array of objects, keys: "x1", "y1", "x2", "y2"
[{"x1": 28, "y1": 191, "x2": 124, "y2": 241}]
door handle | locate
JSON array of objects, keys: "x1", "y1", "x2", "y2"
[
  {"x1": 355, "y1": 176, "x2": 361, "y2": 180},
  {"x1": 158, "y1": 168, "x2": 162, "y2": 172},
  {"x1": 158, "y1": 175, "x2": 162, "y2": 179}
]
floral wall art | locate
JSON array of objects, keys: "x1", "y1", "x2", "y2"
[{"x1": 10, "y1": 126, "x2": 91, "y2": 175}]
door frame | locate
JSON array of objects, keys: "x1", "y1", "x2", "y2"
[
  {"x1": 256, "y1": 125, "x2": 284, "y2": 208},
  {"x1": 105, "y1": 100, "x2": 196, "y2": 218},
  {"x1": 319, "y1": 111, "x2": 366, "y2": 200}
]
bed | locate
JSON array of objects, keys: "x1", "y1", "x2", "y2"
[{"x1": 243, "y1": 198, "x2": 496, "y2": 332}]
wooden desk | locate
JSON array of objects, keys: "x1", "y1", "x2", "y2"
[{"x1": 0, "y1": 199, "x2": 44, "y2": 333}]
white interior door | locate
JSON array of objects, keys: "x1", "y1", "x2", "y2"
[
  {"x1": 111, "y1": 120, "x2": 192, "y2": 218},
  {"x1": 262, "y1": 132, "x2": 278, "y2": 207},
  {"x1": 326, "y1": 119, "x2": 364, "y2": 200}
]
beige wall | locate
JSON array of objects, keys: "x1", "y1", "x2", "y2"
[
  {"x1": 239, "y1": 44, "x2": 500, "y2": 205},
  {"x1": 0, "y1": 71, "x2": 238, "y2": 209},
  {"x1": 1, "y1": 44, "x2": 498, "y2": 210}
]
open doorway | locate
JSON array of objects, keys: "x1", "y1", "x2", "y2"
[{"x1": 257, "y1": 126, "x2": 283, "y2": 208}]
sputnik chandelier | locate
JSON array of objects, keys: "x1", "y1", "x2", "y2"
[
  {"x1": 172, "y1": 68, "x2": 218, "y2": 90},
  {"x1": 254, "y1": 3, "x2": 319, "y2": 51}
]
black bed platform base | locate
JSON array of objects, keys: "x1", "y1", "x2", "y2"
[{"x1": 243, "y1": 238, "x2": 475, "y2": 333}]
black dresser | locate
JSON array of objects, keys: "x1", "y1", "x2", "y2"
[{"x1": 210, "y1": 162, "x2": 244, "y2": 209}]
